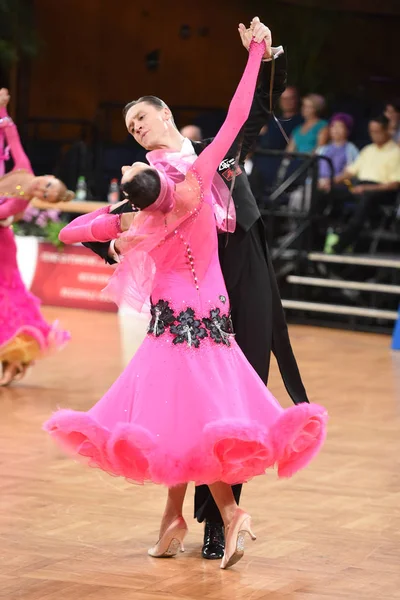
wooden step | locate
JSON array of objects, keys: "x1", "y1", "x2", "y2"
[
  {"x1": 308, "y1": 252, "x2": 400, "y2": 269},
  {"x1": 282, "y1": 299, "x2": 398, "y2": 320},
  {"x1": 287, "y1": 275, "x2": 400, "y2": 295}
]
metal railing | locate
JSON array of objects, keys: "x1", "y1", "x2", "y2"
[{"x1": 253, "y1": 148, "x2": 334, "y2": 263}]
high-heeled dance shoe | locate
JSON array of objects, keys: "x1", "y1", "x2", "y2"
[
  {"x1": 0, "y1": 361, "x2": 28, "y2": 386},
  {"x1": 148, "y1": 516, "x2": 188, "y2": 558},
  {"x1": 220, "y1": 508, "x2": 256, "y2": 569}
]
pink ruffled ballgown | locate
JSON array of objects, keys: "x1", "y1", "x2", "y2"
[
  {"x1": 0, "y1": 106, "x2": 69, "y2": 372},
  {"x1": 44, "y1": 42, "x2": 327, "y2": 486}
]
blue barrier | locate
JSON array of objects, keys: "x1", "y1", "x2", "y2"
[{"x1": 392, "y1": 304, "x2": 400, "y2": 350}]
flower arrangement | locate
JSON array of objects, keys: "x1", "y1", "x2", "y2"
[{"x1": 13, "y1": 206, "x2": 65, "y2": 248}]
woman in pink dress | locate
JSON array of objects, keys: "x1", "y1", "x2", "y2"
[
  {"x1": 44, "y1": 41, "x2": 328, "y2": 569},
  {"x1": 0, "y1": 88, "x2": 71, "y2": 385}
]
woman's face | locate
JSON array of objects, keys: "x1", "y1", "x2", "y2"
[
  {"x1": 301, "y1": 98, "x2": 317, "y2": 120},
  {"x1": 330, "y1": 120, "x2": 348, "y2": 143}
]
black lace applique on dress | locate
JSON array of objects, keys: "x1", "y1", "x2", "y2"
[
  {"x1": 148, "y1": 300, "x2": 233, "y2": 348},
  {"x1": 170, "y1": 307, "x2": 208, "y2": 349},
  {"x1": 203, "y1": 308, "x2": 234, "y2": 346},
  {"x1": 148, "y1": 299, "x2": 176, "y2": 337}
]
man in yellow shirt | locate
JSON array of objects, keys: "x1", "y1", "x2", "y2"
[{"x1": 327, "y1": 115, "x2": 400, "y2": 253}]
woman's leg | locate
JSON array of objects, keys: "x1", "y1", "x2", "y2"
[
  {"x1": 209, "y1": 481, "x2": 255, "y2": 568},
  {"x1": 208, "y1": 482, "x2": 239, "y2": 528},
  {"x1": 194, "y1": 484, "x2": 242, "y2": 523},
  {"x1": 159, "y1": 484, "x2": 188, "y2": 537}
]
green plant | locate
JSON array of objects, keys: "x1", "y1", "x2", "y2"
[
  {"x1": 44, "y1": 219, "x2": 65, "y2": 249},
  {"x1": 13, "y1": 206, "x2": 65, "y2": 248}
]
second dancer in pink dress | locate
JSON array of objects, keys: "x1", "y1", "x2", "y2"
[{"x1": 0, "y1": 89, "x2": 70, "y2": 385}]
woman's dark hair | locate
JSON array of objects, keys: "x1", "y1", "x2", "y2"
[{"x1": 121, "y1": 168, "x2": 161, "y2": 210}]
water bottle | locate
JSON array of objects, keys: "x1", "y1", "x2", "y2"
[
  {"x1": 75, "y1": 176, "x2": 87, "y2": 201},
  {"x1": 107, "y1": 178, "x2": 120, "y2": 204}
]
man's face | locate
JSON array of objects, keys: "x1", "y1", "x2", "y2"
[
  {"x1": 384, "y1": 104, "x2": 400, "y2": 124},
  {"x1": 125, "y1": 101, "x2": 169, "y2": 150},
  {"x1": 369, "y1": 121, "x2": 390, "y2": 146},
  {"x1": 279, "y1": 87, "x2": 298, "y2": 114}
]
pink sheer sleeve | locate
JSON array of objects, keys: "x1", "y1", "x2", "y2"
[
  {"x1": 0, "y1": 196, "x2": 29, "y2": 219},
  {"x1": 190, "y1": 40, "x2": 265, "y2": 191},
  {"x1": 0, "y1": 107, "x2": 33, "y2": 173},
  {"x1": 59, "y1": 205, "x2": 121, "y2": 244}
]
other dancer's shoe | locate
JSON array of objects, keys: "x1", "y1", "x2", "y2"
[
  {"x1": 0, "y1": 361, "x2": 28, "y2": 386},
  {"x1": 202, "y1": 521, "x2": 225, "y2": 559},
  {"x1": 148, "y1": 516, "x2": 188, "y2": 558}
]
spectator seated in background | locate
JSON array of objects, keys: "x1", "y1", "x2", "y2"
[
  {"x1": 259, "y1": 85, "x2": 303, "y2": 150},
  {"x1": 287, "y1": 94, "x2": 329, "y2": 154},
  {"x1": 277, "y1": 94, "x2": 329, "y2": 201},
  {"x1": 324, "y1": 115, "x2": 400, "y2": 254},
  {"x1": 384, "y1": 99, "x2": 400, "y2": 144},
  {"x1": 252, "y1": 86, "x2": 303, "y2": 198},
  {"x1": 179, "y1": 124, "x2": 203, "y2": 142},
  {"x1": 317, "y1": 113, "x2": 359, "y2": 190}
]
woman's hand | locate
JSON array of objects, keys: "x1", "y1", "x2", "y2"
[
  {"x1": 0, "y1": 88, "x2": 10, "y2": 108},
  {"x1": 239, "y1": 17, "x2": 272, "y2": 60},
  {"x1": 0, "y1": 216, "x2": 13, "y2": 227}
]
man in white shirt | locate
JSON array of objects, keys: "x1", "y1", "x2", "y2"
[{"x1": 330, "y1": 114, "x2": 400, "y2": 253}]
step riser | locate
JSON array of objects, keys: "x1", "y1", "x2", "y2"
[
  {"x1": 287, "y1": 276, "x2": 400, "y2": 295},
  {"x1": 282, "y1": 300, "x2": 397, "y2": 320},
  {"x1": 308, "y1": 252, "x2": 400, "y2": 269}
]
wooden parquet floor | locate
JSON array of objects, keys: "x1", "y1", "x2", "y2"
[{"x1": 1, "y1": 307, "x2": 400, "y2": 600}]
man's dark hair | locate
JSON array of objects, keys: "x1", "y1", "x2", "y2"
[
  {"x1": 122, "y1": 95, "x2": 176, "y2": 126},
  {"x1": 370, "y1": 114, "x2": 390, "y2": 129},
  {"x1": 121, "y1": 168, "x2": 161, "y2": 210}
]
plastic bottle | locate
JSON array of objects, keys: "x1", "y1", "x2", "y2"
[
  {"x1": 75, "y1": 176, "x2": 87, "y2": 201},
  {"x1": 107, "y1": 178, "x2": 119, "y2": 204}
]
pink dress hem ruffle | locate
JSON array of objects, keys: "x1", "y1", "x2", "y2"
[{"x1": 44, "y1": 402, "x2": 327, "y2": 487}]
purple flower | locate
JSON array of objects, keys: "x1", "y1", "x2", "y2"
[
  {"x1": 23, "y1": 206, "x2": 40, "y2": 223},
  {"x1": 35, "y1": 212, "x2": 48, "y2": 228},
  {"x1": 45, "y1": 209, "x2": 61, "y2": 223}
]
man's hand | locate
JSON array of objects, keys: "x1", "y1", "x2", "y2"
[
  {"x1": 352, "y1": 185, "x2": 366, "y2": 195},
  {"x1": 0, "y1": 88, "x2": 10, "y2": 108},
  {"x1": 120, "y1": 211, "x2": 136, "y2": 232},
  {"x1": 239, "y1": 17, "x2": 272, "y2": 60},
  {"x1": 113, "y1": 238, "x2": 123, "y2": 256},
  {"x1": 318, "y1": 178, "x2": 331, "y2": 192}
]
